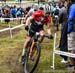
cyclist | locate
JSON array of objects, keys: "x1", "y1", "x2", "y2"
[
  {"x1": 52, "y1": 4, "x2": 60, "y2": 31},
  {"x1": 21, "y1": 7, "x2": 52, "y2": 64}
]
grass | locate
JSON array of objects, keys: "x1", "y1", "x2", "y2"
[{"x1": 0, "y1": 21, "x2": 70, "y2": 73}]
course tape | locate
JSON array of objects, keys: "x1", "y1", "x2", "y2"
[
  {"x1": 0, "y1": 24, "x2": 24, "y2": 32},
  {"x1": 54, "y1": 50, "x2": 75, "y2": 58},
  {"x1": 0, "y1": 18, "x2": 25, "y2": 20}
]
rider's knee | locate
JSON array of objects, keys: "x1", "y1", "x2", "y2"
[{"x1": 26, "y1": 36, "x2": 31, "y2": 42}]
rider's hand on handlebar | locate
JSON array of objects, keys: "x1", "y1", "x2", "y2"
[
  {"x1": 25, "y1": 26, "x2": 29, "y2": 31},
  {"x1": 48, "y1": 35, "x2": 53, "y2": 39}
]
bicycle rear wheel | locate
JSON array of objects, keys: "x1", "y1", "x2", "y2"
[{"x1": 24, "y1": 43, "x2": 41, "y2": 73}]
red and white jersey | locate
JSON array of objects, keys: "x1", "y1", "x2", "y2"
[{"x1": 32, "y1": 9, "x2": 51, "y2": 24}]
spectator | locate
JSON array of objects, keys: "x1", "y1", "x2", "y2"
[
  {"x1": 16, "y1": 8, "x2": 21, "y2": 17},
  {"x1": 3, "y1": 5, "x2": 10, "y2": 24},
  {"x1": 19, "y1": 7, "x2": 25, "y2": 17},
  {"x1": 25, "y1": 6, "x2": 31, "y2": 13},
  {"x1": 0, "y1": 9, "x2": 2, "y2": 17},
  {"x1": 18, "y1": 0, "x2": 21, "y2": 3},
  {"x1": 10, "y1": 5, "x2": 17, "y2": 18},
  {"x1": 59, "y1": 0, "x2": 68, "y2": 63},
  {"x1": 52, "y1": 3, "x2": 60, "y2": 31},
  {"x1": 67, "y1": 0, "x2": 75, "y2": 72}
]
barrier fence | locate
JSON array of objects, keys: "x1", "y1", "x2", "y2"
[
  {"x1": 51, "y1": 33, "x2": 75, "y2": 70},
  {"x1": 0, "y1": 17, "x2": 25, "y2": 20},
  {"x1": 0, "y1": 17, "x2": 25, "y2": 38}
]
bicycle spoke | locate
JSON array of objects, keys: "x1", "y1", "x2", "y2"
[
  {"x1": 24, "y1": 44, "x2": 40, "y2": 73},
  {"x1": 27, "y1": 48, "x2": 38, "y2": 71}
]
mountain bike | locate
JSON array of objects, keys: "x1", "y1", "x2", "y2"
[{"x1": 22, "y1": 31, "x2": 53, "y2": 73}]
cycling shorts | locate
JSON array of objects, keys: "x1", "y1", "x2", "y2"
[{"x1": 28, "y1": 20, "x2": 43, "y2": 37}]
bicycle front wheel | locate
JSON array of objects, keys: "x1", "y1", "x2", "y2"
[{"x1": 24, "y1": 43, "x2": 41, "y2": 73}]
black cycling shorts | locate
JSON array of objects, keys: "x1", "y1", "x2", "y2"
[{"x1": 28, "y1": 25, "x2": 43, "y2": 37}]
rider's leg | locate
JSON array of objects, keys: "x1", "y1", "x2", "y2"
[
  {"x1": 22, "y1": 36, "x2": 31, "y2": 56},
  {"x1": 20, "y1": 36, "x2": 31, "y2": 64},
  {"x1": 22, "y1": 28, "x2": 35, "y2": 57}
]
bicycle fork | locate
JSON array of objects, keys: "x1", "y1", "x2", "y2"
[{"x1": 29, "y1": 41, "x2": 35, "y2": 59}]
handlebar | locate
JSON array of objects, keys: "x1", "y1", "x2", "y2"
[
  {"x1": 25, "y1": 26, "x2": 29, "y2": 31},
  {"x1": 44, "y1": 34, "x2": 53, "y2": 39}
]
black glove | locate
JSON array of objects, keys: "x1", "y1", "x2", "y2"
[
  {"x1": 48, "y1": 35, "x2": 53, "y2": 39},
  {"x1": 25, "y1": 26, "x2": 29, "y2": 31}
]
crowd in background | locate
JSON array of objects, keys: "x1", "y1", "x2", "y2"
[
  {"x1": 0, "y1": 2, "x2": 60, "y2": 17},
  {"x1": 0, "y1": 2, "x2": 60, "y2": 24},
  {"x1": 0, "y1": 5, "x2": 27, "y2": 18}
]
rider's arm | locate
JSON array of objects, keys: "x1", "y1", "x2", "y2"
[
  {"x1": 24, "y1": 14, "x2": 29, "y2": 23},
  {"x1": 26, "y1": 16, "x2": 34, "y2": 26}
]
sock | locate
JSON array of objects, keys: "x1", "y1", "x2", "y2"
[{"x1": 22, "y1": 48, "x2": 26, "y2": 56}]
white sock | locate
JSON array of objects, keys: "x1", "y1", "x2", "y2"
[{"x1": 22, "y1": 48, "x2": 25, "y2": 56}]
